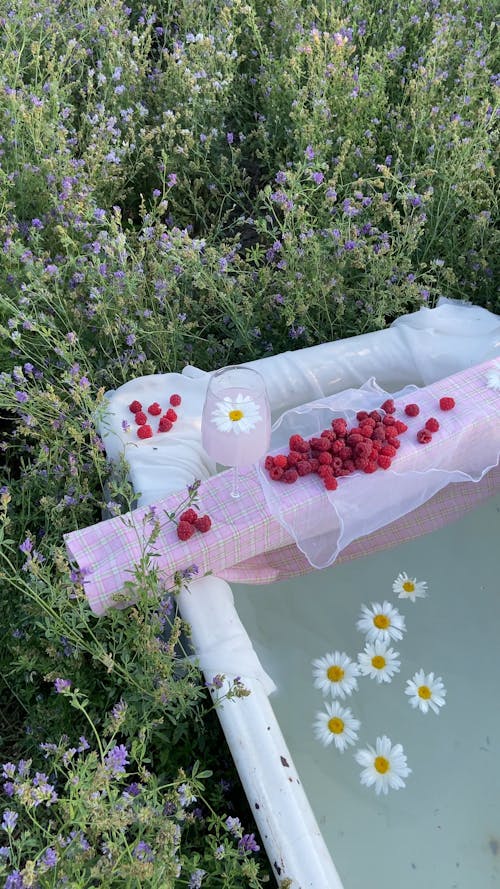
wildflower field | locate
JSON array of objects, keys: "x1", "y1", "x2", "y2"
[{"x1": 0, "y1": 0, "x2": 498, "y2": 885}]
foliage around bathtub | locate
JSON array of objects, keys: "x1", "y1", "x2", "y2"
[{"x1": 0, "y1": 0, "x2": 498, "y2": 885}]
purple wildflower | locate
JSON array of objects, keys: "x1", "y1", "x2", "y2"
[
  {"x1": 40, "y1": 847, "x2": 58, "y2": 869},
  {"x1": 54, "y1": 678, "x2": 71, "y2": 693},
  {"x1": 15, "y1": 392, "x2": 28, "y2": 403},
  {"x1": 104, "y1": 744, "x2": 129, "y2": 776},
  {"x1": 305, "y1": 144, "x2": 315, "y2": 160},
  {"x1": 19, "y1": 538, "x2": 33, "y2": 555},
  {"x1": 4, "y1": 871, "x2": 25, "y2": 888},
  {"x1": 167, "y1": 173, "x2": 177, "y2": 187},
  {"x1": 188, "y1": 869, "x2": 206, "y2": 888},
  {"x1": 311, "y1": 171, "x2": 324, "y2": 184},
  {"x1": 238, "y1": 833, "x2": 260, "y2": 853},
  {"x1": 134, "y1": 841, "x2": 154, "y2": 862},
  {"x1": 1, "y1": 811, "x2": 18, "y2": 832}
]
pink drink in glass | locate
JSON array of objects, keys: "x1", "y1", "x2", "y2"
[{"x1": 201, "y1": 368, "x2": 271, "y2": 470}]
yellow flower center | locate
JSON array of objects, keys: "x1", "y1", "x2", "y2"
[
  {"x1": 374, "y1": 756, "x2": 390, "y2": 774},
  {"x1": 327, "y1": 665, "x2": 344, "y2": 683},
  {"x1": 374, "y1": 614, "x2": 390, "y2": 629},
  {"x1": 418, "y1": 685, "x2": 432, "y2": 699},
  {"x1": 403, "y1": 580, "x2": 415, "y2": 593},
  {"x1": 371, "y1": 655, "x2": 386, "y2": 670},
  {"x1": 327, "y1": 717, "x2": 345, "y2": 735},
  {"x1": 228, "y1": 409, "x2": 244, "y2": 422}
]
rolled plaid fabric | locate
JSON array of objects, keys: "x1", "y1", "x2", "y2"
[{"x1": 65, "y1": 360, "x2": 500, "y2": 615}]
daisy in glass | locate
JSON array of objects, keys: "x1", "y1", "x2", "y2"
[
  {"x1": 405, "y1": 669, "x2": 447, "y2": 714},
  {"x1": 313, "y1": 701, "x2": 360, "y2": 752},
  {"x1": 485, "y1": 360, "x2": 500, "y2": 391},
  {"x1": 312, "y1": 651, "x2": 360, "y2": 699},
  {"x1": 356, "y1": 601, "x2": 406, "y2": 645},
  {"x1": 355, "y1": 735, "x2": 411, "y2": 795},
  {"x1": 392, "y1": 571, "x2": 428, "y2": 602},
  {"x1": 210, "y1": 393, "x2": 261, "y2": 434},
  {"x1": 357, "y1": 641, "x2": 400, "y2": 684}
]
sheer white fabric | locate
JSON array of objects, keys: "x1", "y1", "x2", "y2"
[{"x1": 256, "y1": 374, "x2": 500, "y2": 570}]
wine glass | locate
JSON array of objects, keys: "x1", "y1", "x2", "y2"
[{"x1": 201, "y1": 365, "x2": 271, "y2": 498}]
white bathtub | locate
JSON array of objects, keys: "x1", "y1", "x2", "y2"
[{"x1": 97, "y1": 299, "x2": 500, "y2": 888}]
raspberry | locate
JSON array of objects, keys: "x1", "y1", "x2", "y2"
[
  {"x1": 404, "y1": 403, "x2": 420, "y2": 417},
  {"x1": 135, "y1": 411, "x2": 147, "y2": 426},
  {"x1": 324, "y1": 475, "x2": 338, "y2": 491},
  {"x1": 170, "y1": 394, "x2": 182, "y2": 407},
  {"x1": 332, "y1": 418, "x2": 348, "y2": 436},
  {"x1": 177, "y1": 520, "x2": 195, "y2": 541},
  {"x1": 347, "y1": 433, "x2": 363, "y2": 445},
  {"x1": 354, "y1": 457, "x2": 368, "y2": 470},
  {"x1": 309, "y1": 437, "x2": 330, "y2": 451},
  {"x1": 129, "y1": 400, "x2": 142, "y2": 413},
  {"x1": 283, "y1": 468, "x2": 299, "y2": 484},
  {"x1": 425, "y1": 417, "x2": 440, "y2": 432},
  {"x1": 371, "y1": 439, "x2": 383, "y2": 452},
  {"x1": 289, "y1": 434, "x2": 309, "y2": 452},
  {"x1": 297, "y1": 460, "x2": 312, "y2": 476},
  {"x1": 385, "y1": 425, "x2": 399, "y2": 438},
  {"x1": 166, "y1": 408, "x2": 178, "y2": 422},
  {"x1": 320, "y1": 429, "x2": 335, "y2": 442},
  {"x1": 380, "y1": 444, "x2": 396, "y2": 457},
  {"x1": 364, "y1": 460, "x2": 378, "y2": 473},
  {"x1": 391, "y1": 438, "x2": 401, "y2": 449},
  {"x1": 339, "y1": 446, "x2": 352, "y2": 461},
  {"x1": 439, "y1": 396, "x2": 455, "y2": 411},
  {"x1": 369, "y1": 410, "x2": 382, "y2": 422},
  {"x1": 137, "y1": 425, "x2": 153, "y2": 439},
  {"x1": 270, "y1": 466, "x2": 284, "y2": 481},
  {"x1": 194, "y1": 515, "x2": 212, "y2": 532},
  {"x1": 264, "y1": 455, "x2": 275, "y2": 471},
  {"x1": 356, "y1": 410, "x2": 370, "y2": 422},
  {"x1": 417, "y1": 428, "x2": 433, "y2": 444},
  {"x1": 148, "y1": 402, "x2": 162, "y2": 416},
  {"x1": 338, "y1": 468, "x2": 353, "y2": 477},
  {"x1": 332, "y1": 457, "x2": 343, "y2": 472},
  {"x1": 377, "y1": 454, "x2": 392, "y2": 470},
  {"x1": 394, "y1": 420, "x2": 408, "y2": 434},
  {"x1": 159, "y1": 417, "x2": 173, "y2": 432},
  {"x1": 309, "y1": 458, "x2": 320, "y2": 473},
  {"x1": 331, "y1": 440, "x2": 344, "y2": 455},
  {"x1": 318, "y1": 465, "x2": 333, "y2": 479},
  {"x1": 274, "y1": 454, "x2": 288, "y2": 468},
  {"x1": 371, "y1": 427, "x2": 386, "y2": 441},
  {"x1": 287, "y1": 451, "x2": 302, "y2": 467},
  {"x1": 381, "y1": 398, "x2": 396, "y2": 414},
  {"x1": 382, "y1": 415, "x2": 396, "y2": 426},
  {"x1": 355, "y1": 441, "x2": 371, "y2": 458},
  {"x1": 319, "y1": 452, "x2": 333, "y2": 465},
  {"x1": 180, "y1": 508, "x2": 198, "y2": 524},
  {"x1": 359, "y1": 424, "x2": 374, "y2": 438}
]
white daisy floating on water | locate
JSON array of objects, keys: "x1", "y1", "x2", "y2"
[
  {"x1": 485, "y1": 360, "x2": 500, "y2": 392},
  {"x1": 355, "y1": 735, "x2": 411, "y2": 795},
  {"x1": 357, "y1": 640, "x2": 401, "y2": 684},
  {"x1": 356, "y1": 601, "x2": 406, "y2": 645},
  {"x1": 312, "y1": 651, "x2": 360, "y2": 699},
  {"x1": 210, "y1": 393, "x2": 261, "y2": 434},
  {"x1": 393, "y1": 571, "x2": 428, "y2": 602},
  {"x1": 405, "y1": 669, "x2": 447, "y2": 714},
  {"x1": 313, "y1": 700, "x2": 361, "y2": 752}
]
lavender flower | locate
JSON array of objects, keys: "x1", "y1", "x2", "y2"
[
  {"x1": 1, "y1": 810, "x2": 18, "y2": 832},
  {"x1": 238, "y1": 833, "x2": 260, "y2": 853},
  {"x1": 104, "y1": 744, "x2": 129, "y2": 776},
  {"x1": 54, "y1": 678, "x2": 71, "y2": 693},
  {"x1": 188, "y1": 869, "x2": 206, "y2": 888}
]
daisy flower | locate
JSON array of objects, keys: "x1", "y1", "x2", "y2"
[
  {"x1": 313, "y1": 701, "x2": 361, "y2": 752},
  {"x1": 405, "y1": 669, "x2": 447, "y2": 714},
  {"x1": 312, "y1": 651, "x2": 360, "y2": 699},
  {"x1": 485, "y1": 360, "x2": 500, "y2": 392},
  {"x1": 357, "y1": 640, "x2": 400, "y2": 684},
  {"x1": 355, "y1": 735, "x2": 411, "y2": 795},
  {"x1": 210, "y1": 393, "x2": 261, "y2": 435},
  {"x1": 356, "y1": 601, "x2": 406, "y2": 645},
  {"x1": 392, "y1": 571, "x2": 428, "y2": 602}
]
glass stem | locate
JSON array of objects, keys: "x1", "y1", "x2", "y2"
[{"x1": 230, "y1": 465, "x2": 240, "y2": 499}]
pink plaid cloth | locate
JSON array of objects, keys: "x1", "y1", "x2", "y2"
[{"x1": 65, "y1": 361, "x2": 500, "y2": 615}]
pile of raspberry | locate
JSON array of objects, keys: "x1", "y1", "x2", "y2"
[
  {"x1": 128, "y1": 393, "x2": 182, "y2": 440},
  {"x1": 176, "y1": 508, "x2": 211, "y2": 541},
  {"x1": 264, "y1": 395, "x2": 456, "y2": 491}
]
